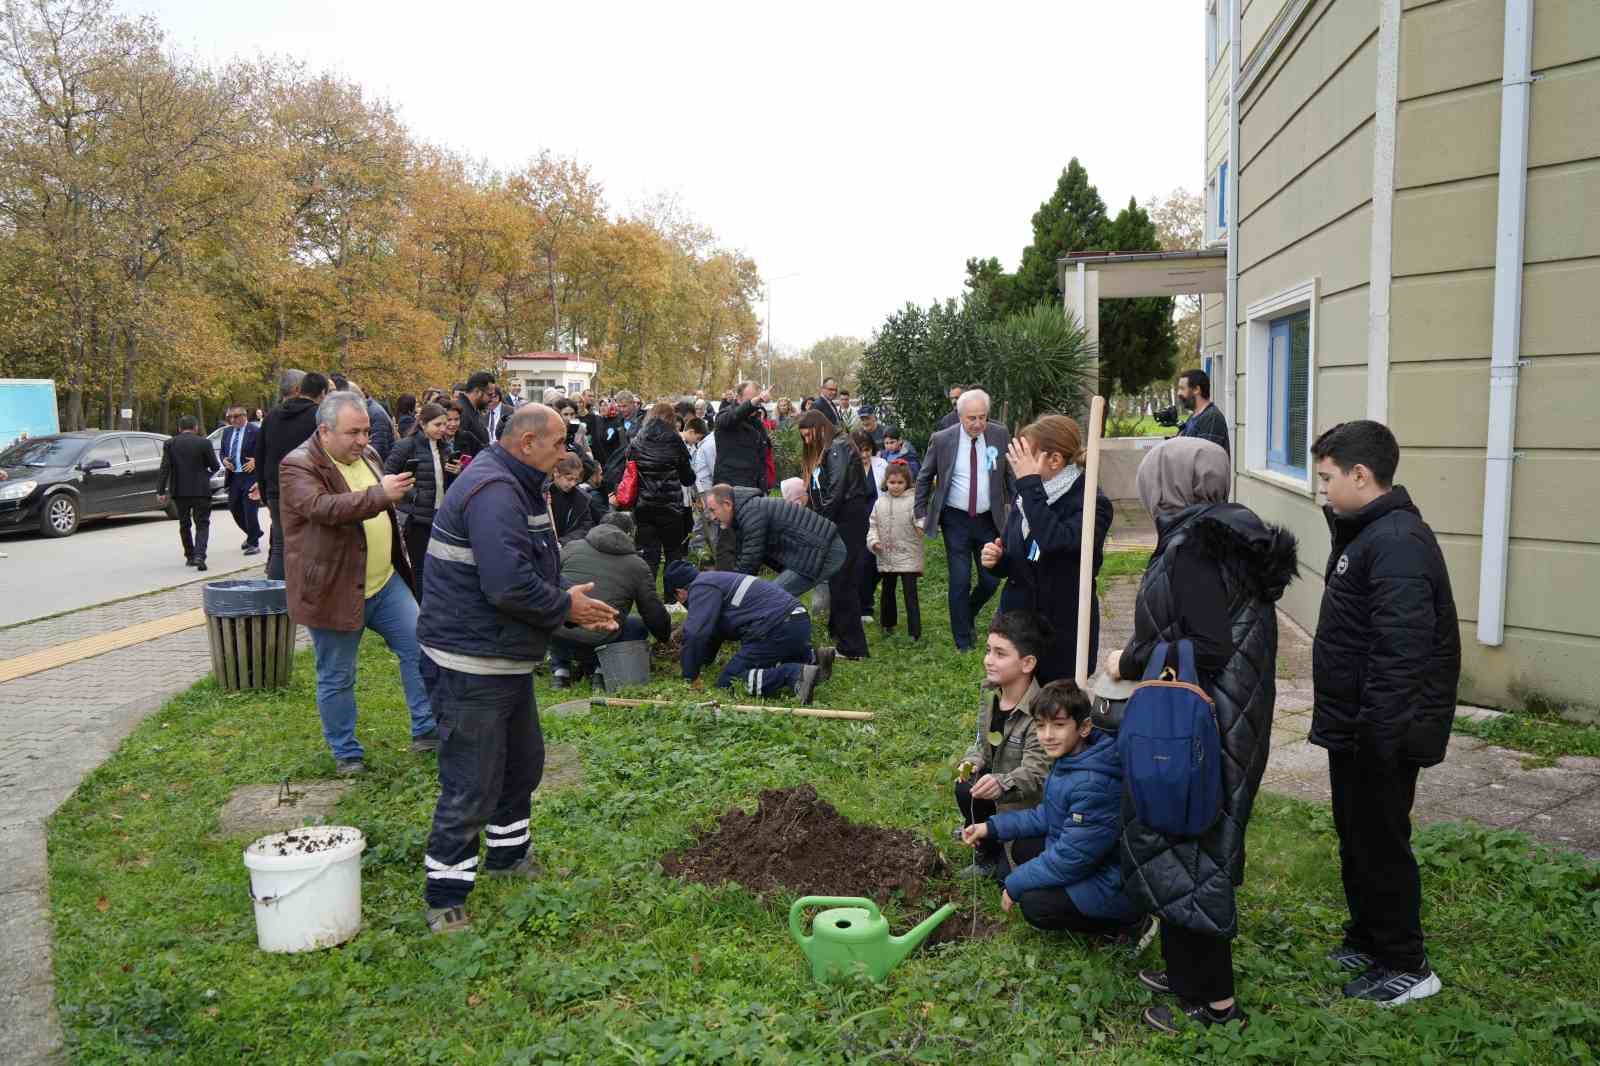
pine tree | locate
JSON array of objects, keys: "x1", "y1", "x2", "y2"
[
  {"x1": 1097, "y1": 197, "x2": 1178, "y2": 396},
  {"x1": 1008, "y1": 158, "x2": 1108, "y2": 313}
]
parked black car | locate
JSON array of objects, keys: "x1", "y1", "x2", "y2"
[{"x1": 0, "y1": 430, "x2": 226, "y2": 538}]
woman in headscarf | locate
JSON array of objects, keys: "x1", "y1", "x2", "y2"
[
  {"x1": 1107, "y1": 437, "x2": 1297, "y2": 1035},
  {"x1": 979, "y1": 413, "x2": 1112, "y2": 684}
]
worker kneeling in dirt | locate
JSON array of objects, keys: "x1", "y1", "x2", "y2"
[{"x1": 663, "y1": 560, "x2": 835, "y2": 705}]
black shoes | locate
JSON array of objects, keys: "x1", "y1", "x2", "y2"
[
  {"x1": 242, "y1": 545, "x2": 261, "y2": 556},
  {"x1": 1343, "y1": 963, "x2": 1442, "y2": 1005},
  {"x1": 1143, "y1": 1001, "x2": 1249, "y2": 1034},
  {"x1": 1137, "y1": 969, "x2": 1170, "y2": 994},
  {"x1": 194, "y1": 560, "x2": 207, "y2": 572},
  {"x1": 1328, "y1": 943, "x2": 1377, "y2": 973},
  {"x1": 408, "y1": 731, "x2": 440, "y2": 753},
  {"x1": 813, "y1": 646, "x2": 836, "y2": 683},
  {"x1": 184, "y1": 557, "x2": 197, "y2": 567}
]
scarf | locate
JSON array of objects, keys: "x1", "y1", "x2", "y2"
[
  {"x1": 1136, "y1": 437, "x2": 1230, "y2": 519},
  {"x1": 1018, "y1": 465, "x2": 1081, "y2": 541}
]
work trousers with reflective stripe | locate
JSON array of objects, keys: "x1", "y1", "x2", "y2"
[
  {"x1": 714, "y1": 611, "x2": 815, "y2": 696},
  {"x1": 421, "y1": 657, "x2": 544, "y2": 908}
]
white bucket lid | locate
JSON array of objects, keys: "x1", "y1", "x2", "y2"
[{"x1": 243, "y1": 826, "x2": 365, "y2": 871}]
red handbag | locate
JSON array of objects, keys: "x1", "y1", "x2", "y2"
[{"x1": 615, "y1": 459, "x2": 640, "y2": 507}]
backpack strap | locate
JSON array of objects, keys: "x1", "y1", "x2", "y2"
[
  {"x1": 1140, "y1": 642, "x2": 1172, "y2": 682},
  {"x1": 1175, "y1": 639, "x2": 1199, "y2": 684}
]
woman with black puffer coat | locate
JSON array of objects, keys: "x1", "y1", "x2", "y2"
[
  {"x1": 1105, "y1": 437, "x2": 1297, "y2": 1037},
  {"x1": 798, "y1": 409, "x2": 870, "y2": 660},
  {"x1": 383, "y1": 402, "x2": 460, "y2": 590},
  {"x1": 622, "y1": 401, "x2": 696, "y2": 591}
]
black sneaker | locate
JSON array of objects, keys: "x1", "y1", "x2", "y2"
[
  {"x1": 1343, "y1": 963, "x2": 1441, "y2": 1006},
  {"x1": 484, "y1": 854, "x2": 542, "y2": 880},
  {"x1": 1328, "y1": 943, "x2": 1377, "y2": 973},
  {"x1": 1143, "y1": 1001, "x2": 1249, "y2": 1034},
  {"x1": 184, "y1": 557, "x2": 197, "y2": 567},
  {"x1": 813, "y1": 646, "x2": 836, "y2": 683},
  {"x1": 552, "y1": 669, "x2": 573, "y2": 690},
  {"x1": 956, "y1": 859, "x2": 1002, "y2": 881},
  {"x1": 242, "y1": 545, "x2": 261, "y2": 556},
  {"x1": 408, "y1": 730, "x2": 440, "y2": 753},
  {"x1": 1137, "y1": 969, "x2": 1171, "y2": 994},
  {"x1": 194, "y1": 560, "x2": 207, "y2": 572},
  {"x1": 334, "y1": 758, "x2": 366, "y2": 776},
  {"x1": 795, "y1": 664, "x2": 821, "y2": 706}
]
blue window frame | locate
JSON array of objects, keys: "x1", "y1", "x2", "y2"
[
  {"x1": 1218, "y1": 163, "x2": 1228, "y2": 229},
  {"x1": 1266, "y1": 310, "x2": 1310, "y2": 477}
]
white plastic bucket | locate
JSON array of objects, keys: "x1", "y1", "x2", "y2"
[{"x1": 243, "y1": 826, "x2": 365, "y2": 953}]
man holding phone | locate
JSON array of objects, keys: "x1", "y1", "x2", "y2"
[{"x1": 280, "y1": 390, "x2": 437, "y2": 774}]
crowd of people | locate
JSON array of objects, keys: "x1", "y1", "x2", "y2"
[{"x1": 224, "y1": 361, "x2": 1459, "y2": 1034}]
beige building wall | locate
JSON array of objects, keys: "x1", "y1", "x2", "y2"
[
  {"x1": 1199, "y1": 3, "x2": 1234, "y2": 399},
  {"x1": 1387, "y1": 0, "x2": 1600, "y2": 709},
  {"x1": 1219, "y1": 0, "x2": 1600, "y2": 711},
  {"x1": 1232, "y1": 0, "x2": 1378, "y2": 628}
]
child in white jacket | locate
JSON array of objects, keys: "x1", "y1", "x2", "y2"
[{"x1": 866, "y1": 460, "x2": 924, "y2": 639}]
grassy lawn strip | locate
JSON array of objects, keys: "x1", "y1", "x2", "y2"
[
  {"x1": 48, "y1": 544, "x2": 1600, "y2": 1064},
  {"x1": 1453, "y1": 710, "x2": 1600, "y2": 765}
]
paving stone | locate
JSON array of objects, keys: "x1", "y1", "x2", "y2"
[
  {"x1": 1265, "y1": 739, "x2": 1328, "y2": 777},
  {"x1": 1555, "y1": 755, "x2": 1600, "y2": 774},
  {"x1": 1456, "y1": 704, "x2": 1506, "y2": 723},
  {"x1": 215, "y1": 780, "x2": 354, "y2": 838},
  {"x1": 540, "y1": 744, "x2": 584, "y2": 792}
]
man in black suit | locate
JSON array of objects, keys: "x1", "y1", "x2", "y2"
[
  {"x1": 935, "y1": 384, "x2": 965, "y2": 432},
  {"x1": 157, "y1": 415, "x2": 221, "y2": 571},
  {"x1": 913, "y1": 388, "x2": 1016, "y2": 651},
  {"x1": 220, "y1": 404, "x2": 264, "y2": 554},
  {"x1": 484, "y1": 383, "x2": 516, "y2": 441},
  {"x1": 814, "y1": 377, "x2": 842, "y2": 425}
]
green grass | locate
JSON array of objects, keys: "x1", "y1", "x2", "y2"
[
  {"x1": 1453, "y1": 709, "x2": 1600, "y2": 764},
  {"x1": 47, "y1": 543, "x2": 1600, "y2": 1064},
  {"x1": 1105, "y1": 417, "x2": 1175, "y2": 439}
]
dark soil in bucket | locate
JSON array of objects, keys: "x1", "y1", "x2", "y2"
[{"x1": 661, "y1": 784, "x2": 949, "y2": 903}]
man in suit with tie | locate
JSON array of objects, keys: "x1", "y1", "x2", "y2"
[
  {"x1": 913, "y1": 389, "x2": 1015, "y2": 651},
  {"x1": 814, "y1": 377, "x2": 842, "y2": 425},
  {"x1": 220, "y1": 404, "x2": 264, "y2": 554},
  {"x1": 158, "y1": 415, "x2": 222, "y2": 570}
]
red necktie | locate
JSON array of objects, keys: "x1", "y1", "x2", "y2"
[{"x1": 967, "y1": 436, "x2": 979, "y2": 518}]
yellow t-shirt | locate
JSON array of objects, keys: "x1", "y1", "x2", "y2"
[{"x1": 333, "y1": 455, "x2": 394, "y2": 599}]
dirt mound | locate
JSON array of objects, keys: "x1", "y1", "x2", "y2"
[{"x1": 662, "y1": 784, "x2": 946, "y2": 902}]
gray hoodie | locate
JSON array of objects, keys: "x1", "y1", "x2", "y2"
[{"x1": 554, "y1": 523, "x2": 671, "y2": 647}]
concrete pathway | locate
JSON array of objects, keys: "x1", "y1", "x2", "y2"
[{"x1": 0, "y1": 569, "x2": 279, "y2": 1064}]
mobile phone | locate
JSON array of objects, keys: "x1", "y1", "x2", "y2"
[{"x1": 403, "y1": 458, "x2": 421, "y2": 476}]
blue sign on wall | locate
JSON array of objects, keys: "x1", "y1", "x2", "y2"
[{"x1": 0, "y1": 379, "x2": 60, "y2": 449}]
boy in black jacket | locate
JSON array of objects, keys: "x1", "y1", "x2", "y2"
[{"x1": 1309, "y1": 420, "x2": 1459, "y2": 1006}]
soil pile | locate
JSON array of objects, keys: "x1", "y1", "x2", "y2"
[{"x1": 661, "y1": 784, "x2": 945, "y2": 901}]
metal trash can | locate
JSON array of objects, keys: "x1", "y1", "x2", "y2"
[
  {"x1": 203, "y1": 579, "x2": 297, "y2": 691},
  {"x1": 593, "y1": 640, "x2": 651, "y2": 694}
]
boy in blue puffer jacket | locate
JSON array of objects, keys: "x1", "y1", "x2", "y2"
[{"x1": 962, "y1": 680, "x2": 1149, "y2": 938}]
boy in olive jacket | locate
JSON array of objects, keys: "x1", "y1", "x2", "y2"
[{"x1": 954, "y1": 611, "x2": 1053, "y2": 880}]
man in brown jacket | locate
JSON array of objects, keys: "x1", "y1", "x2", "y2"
[{"x1": 281, "y1": 391, "x2": 437, "y2": 774}]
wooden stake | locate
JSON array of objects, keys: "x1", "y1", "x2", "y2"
[
  {"x1": 591, "y1": 697, "x2": 874, "y2": 721},
  {"x1": 1076, "y1": 395, "x2": 1106, "y2": 689}
]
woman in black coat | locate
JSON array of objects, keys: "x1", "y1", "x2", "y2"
[
  {"x1": 623, "y1": 401, "x2": 695, "y2": 590},
  {"x1": 383, "y1": 402, "x2": 460, "y2": 588},
  {"x1": 979, "y1": 414, "x2": 1112, "y2": 684},
  {"x1": 1105, "y1": 437, "x2": 1297, "y2": 1035},
  {"x1": 798, "y1": 409, "x2": 869, "y2": 659}
]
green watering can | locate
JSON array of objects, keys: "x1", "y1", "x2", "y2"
[{"x1": 789, "y1": 896, "x2": 958, "y2": 984}]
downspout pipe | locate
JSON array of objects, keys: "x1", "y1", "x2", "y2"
[
  {"x1": 1477, "y1": 0, "x2": 1534, "y2": 646},
  {"x1": 1224, "y1": 0, "x2": 1241, "y2": 475}
]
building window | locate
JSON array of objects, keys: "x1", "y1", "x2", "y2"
[
  {"x1": 1206, "y1": 0, "x2": 1228, "y2": 72},
  {"x1": 1243, "y1": 279, "x2": 1317, "y2": 493},
  {"x1": 1218, "y1": 162, "x2": 1228, "y2": 229},
  {"x1": 1266, "y1": 311, "x2": 1309, "y2": 476}
]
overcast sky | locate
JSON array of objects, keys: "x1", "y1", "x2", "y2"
[{"x1": 128, "y1": 0, "x2": 1203, "y2": 353}]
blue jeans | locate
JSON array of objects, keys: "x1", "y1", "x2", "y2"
[
  {"x1": 307, "y1": 572, "x2": 436, "y2": 760},
  {"x1": 547, "y1": 615, "x2": 649, "y2": 673},
  {"x1": 941, "y1": 506, "x2": 1001, "y2": 651},
  {"x1": 773, "y1": 536, "x2": 848, "y2": 597},
  {"x1": 715, "y1": 611, "x2": 816, "y2": 695}
]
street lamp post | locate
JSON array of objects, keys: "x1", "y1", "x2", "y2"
[{"x1": 763, "y1": 272, "x2": 801, "y2": 392}]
